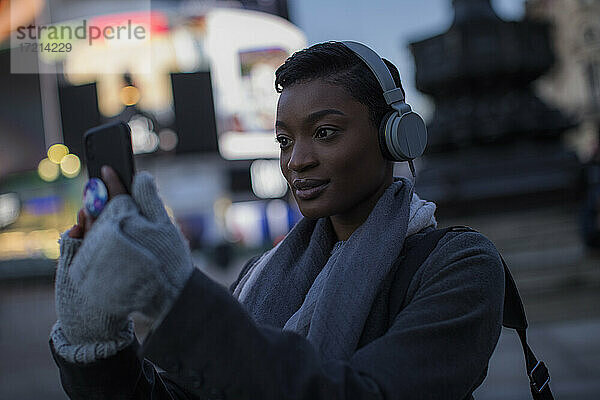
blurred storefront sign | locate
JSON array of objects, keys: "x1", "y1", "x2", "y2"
[
  {"x1": 37, "y1": 6, "x2": 306, "y2": 159},
  {"x1": 1, "y1": 4, "x2": 305, "y2": 274},
  {"x1": 2, "y1": 2, "x2": 306, "y2": 167}
]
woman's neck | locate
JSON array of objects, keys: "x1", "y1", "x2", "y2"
[{"x1": 329, "y1": 175, "x2": 393, "y2": 241}]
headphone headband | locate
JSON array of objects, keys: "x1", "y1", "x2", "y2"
[
  {"x1": 341, "y1": 41, "x2": 405, "y2": 106},
  {"x1": 339, "y1": 40, "x2": 427, "y2": 168}
]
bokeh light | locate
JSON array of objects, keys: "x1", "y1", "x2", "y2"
[
  {"x1": 37, "y1": 158, "x2": 60, "y2": 182},
  {"x1": 47, "y1": 144, "x2": 69, "y2": 164},
  {"x1": 120, "y1": 85, "x2": 141, "y2": 106},
  {"x1": 27, "y1": 229, "x2": 60, "y2": 259},
  {"x1": 59, "y1": 154, "x2": 81, "y2": 178},
  {"x1": 250, "y1": 159, "x2": 287, "y2": 198},
  {"x1": 213, "y1": 197, "x2": 233, "y2": 220},
  {"x1": 0, "y1": 193, "x2": 21, "y2": 229},
  {"x1": 158, "y1": 129, "x2": 178, "y2": 151},
  {"x1": 129, "y1": 116, "x2": 159, "y2": 154}
]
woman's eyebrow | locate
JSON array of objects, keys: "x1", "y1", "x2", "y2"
[
  {"x1": 305, "y1": 109, "x2": 346, "y2": 125},
  {"x1": 275, "y1": 120, "x2": 288, "y2": 130},
  {"x1": 275, "y1": 109, "x2": 346, "y2": 131}
]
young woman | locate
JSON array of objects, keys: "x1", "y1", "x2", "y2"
[{"x1": 50, "y1": 41, "x2": 505, "y2": 399}]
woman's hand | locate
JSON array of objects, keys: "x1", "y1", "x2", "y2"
[
  {"x1": 68, "y1": 166, "x2": 127, "y2": 239},
  {"x1": 65, "y1": 170, "x2": 195, "y2": 322},
  {"x1": 53, "y1": 167, "x2": 136, "y2": 363},
  {"x1": 53, "y1": 168, "x2": 194, "y2": 363}
]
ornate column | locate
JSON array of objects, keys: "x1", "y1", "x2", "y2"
[{"x1": 409, "y1": 0, "x2": 579, "y2": 216}]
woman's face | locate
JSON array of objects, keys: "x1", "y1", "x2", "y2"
[{"x1": 276, "y1": 78, "x2": 391, "y2": 219}]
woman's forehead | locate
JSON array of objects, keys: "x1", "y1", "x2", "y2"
[{"x1": 277, "y1": 80, "x2": 362, "y2": 117}]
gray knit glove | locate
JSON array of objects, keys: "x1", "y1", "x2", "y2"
[
  {"x1": 51, "y1": 172, "x2": 194, "y2": 363},
  {"x1": 51, "y1": 230, "x2": 135, "y2": 364},
  {"x1": 72, "y1": 171, "x2": 194, "y2": 319}
]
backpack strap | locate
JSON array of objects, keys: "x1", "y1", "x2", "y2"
[
  {"x1": 499, "y1": 254, "x2": 554, "y2": 400},
  {"x1": 389, "y1": 226, "x2": 454, "y2": 315},
  {"x1": 391, "y1": 225, "x2": 554, "y2": 400}
]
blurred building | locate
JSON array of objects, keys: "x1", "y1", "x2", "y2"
[
  {"x1": 525, "y1": 0, "x2": 600, "y2": 247},
  {"x1": 526, "y1": 0, "x2": 600, "y2": 162},
  {"x1": 410, "y1": 0, "x2": 578, "y2": 214},
  {"x1": 0, "y1": 1, "x2": 304, "y2": 276},
  {"x1": 409, "y1": 0, "x2": 594, "y2": 300}
]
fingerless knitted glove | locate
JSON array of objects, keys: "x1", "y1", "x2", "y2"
[
  {"x1": 51, "y1": 231, "x2": 135, "y2": 364},
  {"x1": 51, "y1": 172, "x2": 194, "y2": 364}
]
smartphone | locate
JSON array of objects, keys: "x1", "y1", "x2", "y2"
[{"x1": 84, "y1": 121, "x2": 135, "y2": 194}]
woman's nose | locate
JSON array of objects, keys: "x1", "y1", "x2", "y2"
[{"x1": 287, "y1": 140, "x2": 318, "y2": 172}]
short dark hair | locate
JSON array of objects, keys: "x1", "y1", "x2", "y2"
[{"x1": 274, "y1": 41, "x2": 405, "y2": 129}]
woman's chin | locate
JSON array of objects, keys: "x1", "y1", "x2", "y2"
[{"x1": 296, "y1": 200, "x2": 331, "y2": 219}]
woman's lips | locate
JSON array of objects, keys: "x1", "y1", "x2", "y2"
[{"x1": 294, "y1": 182, "x2": 330, "y2": 200}]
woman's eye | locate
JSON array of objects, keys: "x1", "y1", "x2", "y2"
[
  {"x1": 315, "y1": 128, "x2": 337, "y2": 139},
  {"x1": 275, "y1": 136, "x2": 291, "y2": 149}
]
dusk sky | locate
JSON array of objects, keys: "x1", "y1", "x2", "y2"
[{"x1": 287, "y1": 0, "x2": 527, "y2": 119}]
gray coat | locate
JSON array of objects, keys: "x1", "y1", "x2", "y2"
[{"x1": 50, "y1": 226, "x2": 504, "y2": 400}]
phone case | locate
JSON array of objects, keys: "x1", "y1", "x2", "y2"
[{"x1": 84, "y1": 121, "x2": 135, "y2": 194}]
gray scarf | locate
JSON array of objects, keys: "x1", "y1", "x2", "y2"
[{"x1": 232, "y1": 177, "x2": 436, "y2": 361}]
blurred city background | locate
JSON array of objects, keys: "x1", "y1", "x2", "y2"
[{"x1": 1, "y1": 0, "x2": 599, "y2": 398}]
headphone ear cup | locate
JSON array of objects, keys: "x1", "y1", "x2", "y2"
[
  {"x1": 378, "y1": 111, "x2": 398, "y2": 161},
  {"x1": 379, "y1": 110, "x2": 428, "y2": 162},
  {"x1": 396, "y1": 111, "x2": 427, "y2": 160}
]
